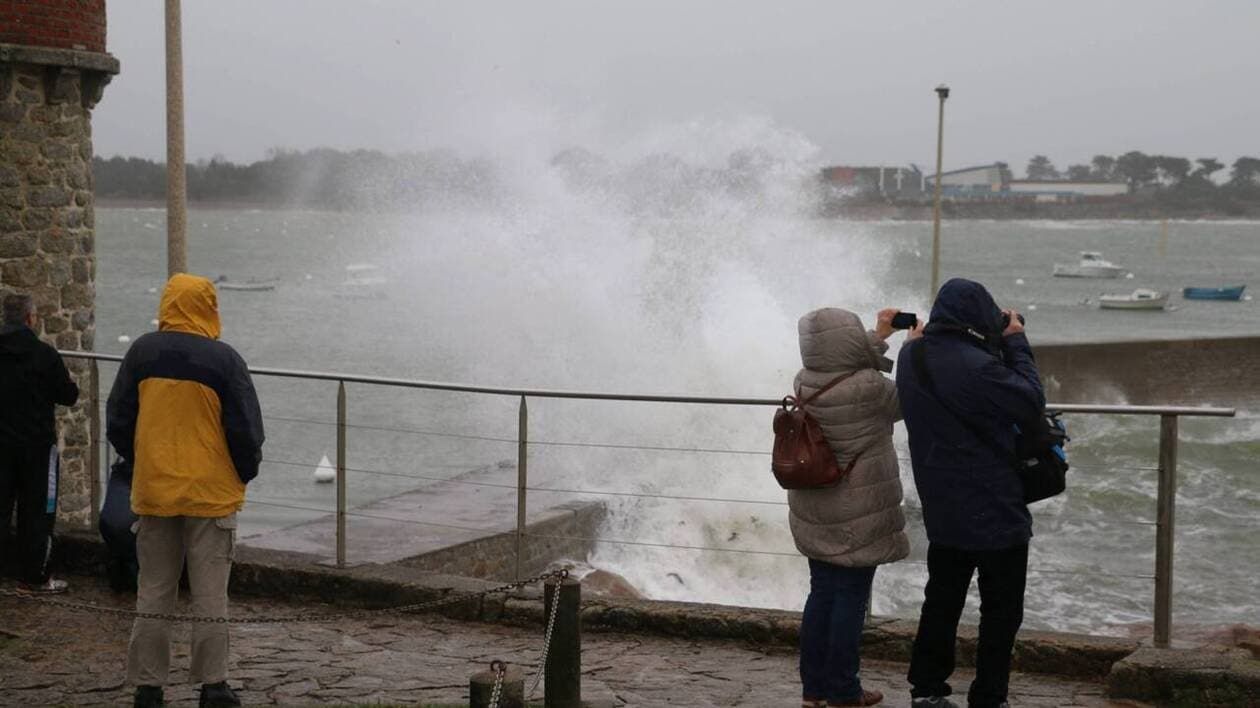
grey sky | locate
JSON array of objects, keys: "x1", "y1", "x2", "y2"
[{"x1": 95, "y1": 1, "x2": 1260, "y2": 174}]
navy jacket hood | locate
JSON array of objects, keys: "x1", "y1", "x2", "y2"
[{"x1": 927, "y1": 278, "x2": 1004, "y2": 340}]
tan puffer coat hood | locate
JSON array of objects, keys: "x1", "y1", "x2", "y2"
[{"x1": 787, "y1": 308, "x2": 910, "y2": 567}]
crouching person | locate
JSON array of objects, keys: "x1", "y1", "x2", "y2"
[{"x1": 107, "y1": 274, "x2": 264, "y2": 708}]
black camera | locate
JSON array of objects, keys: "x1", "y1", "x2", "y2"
[
  {"x1": 891, "y1": 312, "x2": 918, "y2": 330},
  {"x1": 1000, "y1": 312, "x2": 1026, "y2": 331}
]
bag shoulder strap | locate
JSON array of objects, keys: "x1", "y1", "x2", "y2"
[
  {"x1": 911, "y1": 339, "x2": 1017, "y2": 464},
  {"x1": 795, "y1": 370, "x2": 856, "y2": 408}
]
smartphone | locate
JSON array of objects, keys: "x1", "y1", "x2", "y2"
[{"x1": 891, "y1": 312, "x2": 918, "y2": 330}]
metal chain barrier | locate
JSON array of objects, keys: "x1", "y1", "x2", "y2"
[
  {"x1": 0, "y1": 568, "x2": 568, "y2": 625},
  {"x1": 527, "y1": 573, "x2": 563, "y2": 698},
  {"x1": 488, "y1": 659, "x2": 506, "y2": 708}
]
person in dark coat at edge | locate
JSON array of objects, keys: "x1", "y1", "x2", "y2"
[
  {"x1": 895, "y1": 278, "x2": 1045, "y2": 708},
  {"x1": 0, "y1": 293, "x2": 79, "y2": 593}
]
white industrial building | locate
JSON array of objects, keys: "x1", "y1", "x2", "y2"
[
  {"x1": 924, "y1": 163, "x2": 1007, "y2": 195},
  {"x1": 1007, "y1": 180, "x2": 1129, "y2": 202}
]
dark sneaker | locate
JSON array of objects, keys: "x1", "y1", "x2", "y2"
[
  {"x1": 18, "y1": 577, "x2": 68, "y2": 594},
  {"x1": 830, "y1": 689, "x2": 884, "y2": 706},
  {"x1": 911, "y1": 698, "x2": 960, "y2": 708},
  {"x1": 199, "y1": 681, "x2": 241, "y2": 708},
  {"x1": 133, "y1": 685, "x2": 165, "y2": 708}
]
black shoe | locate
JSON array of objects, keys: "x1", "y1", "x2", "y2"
[
  {"x1": 134, "y1": 685, "x2": 165, "y2": 708},
  {"x1": 199, "y1": 681, "x2": 241, "y2": 708}
]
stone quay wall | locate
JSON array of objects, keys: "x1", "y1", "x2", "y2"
[
  {"x1": 1033, "y1": 336, "x2": 1260, "y2": 407},
  {"x1": 0, "y1": 37, "x2": 117, "y2": 529},
  {"x1": 397, "y1": 501, "x2": 607, "y2": 581}
]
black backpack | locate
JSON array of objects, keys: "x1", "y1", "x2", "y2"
[{"x1": 911, "y1": 339, "x2": 1069, "y2": 504}]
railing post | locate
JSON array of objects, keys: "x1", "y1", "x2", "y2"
[
  {"x1": 516, "y1": 395, "x2": 528, "y2": 581},
  {"x1": 1154, "y1": 414, "x2": 1178, "y2": 648},
  {"x1": 336, "y1": 380, "x2": 347, "y2": 569},
  {"x1": 88, "y1": 359, "x2": 101, "y2": 530}
]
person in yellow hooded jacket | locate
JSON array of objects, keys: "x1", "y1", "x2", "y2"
[{"x1": 107, "y1": 273, "x2": 263, "y2": 708}]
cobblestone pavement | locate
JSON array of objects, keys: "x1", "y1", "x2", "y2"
[{"x1": 0, "y1": 576, "x2": 1147, "y2": 707}]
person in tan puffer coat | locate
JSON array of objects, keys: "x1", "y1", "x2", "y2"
[{"x1": 789, "y1": 306, "x2": 914, "y2": 708}]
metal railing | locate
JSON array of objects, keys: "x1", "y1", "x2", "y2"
[{"x1": 63, "y1": 349, "x2": 1235, "y2": 648}]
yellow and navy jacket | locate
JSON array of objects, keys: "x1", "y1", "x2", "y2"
[{"x1": 106, "y1": 274, "x2": 264, "y2": 517}]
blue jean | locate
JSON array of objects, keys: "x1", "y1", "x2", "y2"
[{"x1": 800, "y1": 559, "x2": 877, "y2": 703}]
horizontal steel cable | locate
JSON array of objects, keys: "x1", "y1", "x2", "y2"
[
  {"x1": 245, "y1": 498, "x2": 508, "y2": 536},
  {"x1": 895, "y1": 558, "x2": 1155, "y2": 580},
  {"x1": 524, "y1": 484, "x2": 789, "y2": 507},
  {"x1": 258, "y1": 457, "x2": 518, "y2": 489},
  {"x1": 96, "y1": 443, "x2": 1163, "y2": 524},
  {"x1": 527, "y1": 532, "x2": 1156, "y2": 579},
  {"x1": 260, "y1": 414, "x2": 518, "y2": 445},
  {"x1": 0, "y1": 570, "x2": 567, "y2": 624}
]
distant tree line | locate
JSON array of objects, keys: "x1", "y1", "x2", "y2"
[
  {"x1": 92, "y1": 148, "x2": 501, "y2": 210},
  {"x1": 1025, "y1": 152, "x2": 1260, "y2": 194}
]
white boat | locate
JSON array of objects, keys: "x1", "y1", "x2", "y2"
[
  {"x1": 1098, "y1": 288, "x2": 1169, "y2": 310},
  {"x1": 1053, "y1": 252, "x2": 1126, "y2": 278},
  {"x1": 215, "y1": 276, "x2": 277, "y2": 292},
  {"x1": 218, "y1": 281, "x2": 277, "y2": 292}
]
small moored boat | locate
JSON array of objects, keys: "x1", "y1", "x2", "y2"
[
  {"x1": 1098, "y1": 288, "x2": 1169, "y2": 311},
  {"x1": 1053, "y1": 251, "x2": 1127, "y2": 278},
  {"x1": 215, "y1": 276, "x2": 277, "y2": 292},
  {"x1": 1182, "y1": 285, "x2": 1246, "y2": 301}
]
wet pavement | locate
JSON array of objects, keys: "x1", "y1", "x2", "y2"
[{"x1": 0, "y1": 575, "x2": 1147, "y2": 707}]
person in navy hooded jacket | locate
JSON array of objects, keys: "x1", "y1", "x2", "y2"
[{"x1": 895, "y1": 278, "x2": 1045, "y2": 708}]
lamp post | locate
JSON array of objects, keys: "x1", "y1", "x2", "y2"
[
  {"x1": 929, "y1": 84, "x2": 949, "y2": 299},
  {"x1": 165, "y1": 0, "x2": 187, "y2": 276}
]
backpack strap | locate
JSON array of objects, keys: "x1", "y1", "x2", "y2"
[
  {"x1": 791, "y1": 370, "x2": 864, "y2": 471},
  {"x1": 787, "y1": 370, "x2": 856, "y2": 410}
]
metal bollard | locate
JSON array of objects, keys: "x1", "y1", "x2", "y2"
[
  {"x1": 544, "y1": 576, "x2": 581, "y2": 708},
  {"x1": 470, "y1": 662, "x2": 523, "y2": 708}
]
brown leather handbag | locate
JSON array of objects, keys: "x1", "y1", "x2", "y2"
[{"x1": 771, "y1": 372, "x2": 859, "y2": 490}]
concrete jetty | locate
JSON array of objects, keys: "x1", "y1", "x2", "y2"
[{"x1": 240, "y1": 464, "x2": 605, "y2": 579}]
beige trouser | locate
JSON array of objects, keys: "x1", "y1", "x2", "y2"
[{"x1": 126, "y1": 513, "x2": 236, "y2": 686}]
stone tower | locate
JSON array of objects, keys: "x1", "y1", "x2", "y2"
[{"x1": 1, "y1": 1, "x2": 119, "y2": 528}]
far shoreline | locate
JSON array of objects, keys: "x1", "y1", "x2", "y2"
[{"x1": 96, "y1": 197, "x2": 1260, "y2": 222}]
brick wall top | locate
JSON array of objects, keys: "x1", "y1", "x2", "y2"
[{"x1": 0, "y1": 1, "x2": 107, "y2": 54}]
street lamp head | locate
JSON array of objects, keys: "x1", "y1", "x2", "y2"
[{"x1": 935, "y1": 84, "x2": 950, "y2": 100}]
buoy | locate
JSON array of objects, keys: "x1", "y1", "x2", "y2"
[
  {"x1": 1028, "y1": 304, "x2": 1038, "y2": 311},
  {"x1": 117, "y1": 335, "x2": 131, "y2": 344},
  {"x1": 1125, "y1": 272, "x2": 1135, "y2": 279},
  {"x1": 1015, "y1": 278, "x2": 1025, "y2": 285},
  {"x1": 313, "y1": 454, "x2": 336, "y2": 483},
  {"x1": 146, "y1": 287, "x2": 157, "y2": 294}
]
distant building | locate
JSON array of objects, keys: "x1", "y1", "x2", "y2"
[
  {"x1": 924, "y1": 163, "x2": 1010, "y2": 198},
  {"x1": 1007, "y1": 180, "x2": 1129, "y2": 202},
  {"x1": 821, "y1": 165, "x2": 925, "y2": 200}
]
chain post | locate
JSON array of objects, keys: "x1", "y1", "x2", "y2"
[
  {"x1": 336, "y1": 380, "x2": 347, "y2": 568},
  {"x1": 471, "y1": 659, "x2": 522, "y2": 708},
  {"x1": 1154, "y1": 414, "x2": 1178, "y2": 648},
  {"x1": 542, "y1": 574, "x2": 581, "y2": 707},
  {"x1": 515, "y1": 395, "x2": 528, "y2": 581}
]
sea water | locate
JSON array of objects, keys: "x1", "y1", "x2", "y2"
[{"x1": 92, "y1": 124, "x2": 1259, "y2": 635}]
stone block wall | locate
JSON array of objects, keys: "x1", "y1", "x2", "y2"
[
  {"x1": 1034, "y1": 336, "x2": 1260, "y2": 407},
  {"x1": 1, "y1": 45, "x2": 116, "y2": 529},
  {"x1": 398, "y1": 501, "x2": 607, "y2": 581}
]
